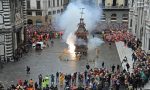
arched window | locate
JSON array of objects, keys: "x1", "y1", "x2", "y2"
[
  {"x1": 0, "y1": 15, "x2": 3, "y2": 24},
  {"x1": 111, "y1": 14, "x2": 117, "y2": 21}
]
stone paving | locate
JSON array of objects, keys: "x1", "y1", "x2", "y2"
[{"x1": 0, "y1": 38, "x2": 121, "y2": 88}]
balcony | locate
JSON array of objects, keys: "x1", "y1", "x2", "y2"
[
  {"x1": 27, "y1": 7, "x2": 43, "y2": 11},
  {"x1": 101, "y1": 6, "x2": 129, "y2": 10}
]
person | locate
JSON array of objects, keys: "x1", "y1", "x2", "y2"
[
  {"x1": 51, "y1": 74, "x2": 55, "y2": 85},
  {"x1": 117, "y1": 64, "x2": 120, "y2": 71},
  {"x1": 29, "y1": 79, "x2": 34, "y2": 87},
  {"x1": 111, "y1": 64, "x2": 115, "y2": 73},
  {"x1": 86, "y1": 64, "x2": 90, "y2": 70},
  {"x1": 126, "y1": 63, "x2": 130, "y2": 71},
  {"x1": 116, "y1": 79, "x2": 120, "y2": 90},
  {"x1": 122, "y1": 56, "x2": 127, "y2": 64},
  {"x1": 102, "y1": 61, "x2": 104, "y2": 68},
  {"x1": 51, "y1": 40, "x2": 54, "y2": 47},
  {"x1": 34, "y1": 82, "x2": 38, "y2": 90},
  {"x1": 26, "y1": 66, "x2": 30, "y2": 74},
  {"x1": 109, "y1": 42, "x2": 111, "y2": 48},
  {"x1": 84, "y1": 70, "x2": 87, "y2": 80},
  {"x1": 38, "y1": 74, "x2": 42, "y2": 88},
  {"x1": 56, "y1": 72, "x2": 59, "y2": 83}
]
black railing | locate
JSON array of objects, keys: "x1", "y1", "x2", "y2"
[{"x1": 101, "y1": 6, "x2": 129, "y2": 9}]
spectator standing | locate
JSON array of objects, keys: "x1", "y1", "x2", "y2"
[
  {"x1": 26, "y1": 66, "x2": 30, "y2": 74},
  {"x1": 102, "y1": 61, "x2": 104, "y2": 68},
  {"x1": 111, "y1": 64, "x2": 115, "y2": 73},
  {"x1": 126, "y1": 63, "x2": 130, "y2": 71}
]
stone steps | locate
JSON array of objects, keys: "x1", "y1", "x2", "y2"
[
  {"x1": 115, "y1": 41, "x2": 134, "y2": 72},
  {"x1": 115, "y1": 41, "x2": 150, "y2": 89}
]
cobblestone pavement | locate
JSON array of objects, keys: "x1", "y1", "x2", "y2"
[{"x1": 0, "y1": 38, "x2": 121, "y2": 88}]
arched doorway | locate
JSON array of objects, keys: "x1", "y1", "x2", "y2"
[{"x1": 27, "y1": 19, "x2": 33, "y2": 24}]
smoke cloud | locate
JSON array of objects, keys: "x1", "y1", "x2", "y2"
[
  {"x1": 57, "y1": 0, "x2": 103, "y2": 54},
  {"x1": 88, "y1": 37, "x2": 104, "y2": 50}
]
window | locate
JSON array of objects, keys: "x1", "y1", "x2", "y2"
[
  {"x1": 102, "y1": 0, "x2": 105, "y2": 7},
  {"x1": 124, "y1": 0, "x2": 128, "y2": 6},
  {"x1": 57, "y1": 10, "x2": 60, "y2": 14},
  {"x1": 48, "y1": 11, "x2": 52, "y2": 15},
  {"x1": 27, "y1": 0, "x2": 30, "y2": 9},
  {"x1": 53, "y1": 0, "x2": 55, "y2": 7},
  {"x1": 36, "y1": 11, "x2": 42, "y2": 16},
  {"x1": 27, "y1": 11, "x2": 32, "y2": 15},
  {"x1": 130, "y1": 19, "x2": 132, "y2": 27},
  {"x1": 15, "y1": 0, "x2": 18, "y2": 7},
  {"x1": 53, "y1": 10, "x2": 56, "y2": 14},
  {"x1": 111, "y1": 14, "x2": 117, "y2": 20},
  {"x1": 37, "y1": 0, "x2": 41, "y2": 9},
  {"x1": 112, "y1": 0, "x2": 117, "y2": 6},
  {"x1": 57, "y1": 0, "x2": 59, "y2": 6},
  {"x1": 122, "y1": 14, "x2": 128, "y2": 20},
  {"x1": 132, "y1": 0, "x2": 134, "y2": 7},
  {"x1": 48, "y1": 0, "x2": 51, "y2": 7},
  {"x1": 0, "y1": 15, "x2": 3, "y2": 24},
  {"x1": 61, "y1": 0, "x2": 63, "y2": 6}
]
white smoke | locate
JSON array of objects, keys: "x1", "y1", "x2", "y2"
[
  {"x1": 57, "y1": 0, "x2": 103, "y2": 55},
  {"x1": 88, "y1": 37, "x2": 104, "y2": 50}
]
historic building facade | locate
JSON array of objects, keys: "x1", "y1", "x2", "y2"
[
  {"x1": 27, "y1": 0, "x2": 64, "y2": 25},
  {"x1": 128, "y1": 0, "x2": 150, "y2": 54},
  {"x1": 0, "y1": 0, "x2": 26, "y2": 62},
  {"x1": 96, "y1": 0, "x2": 129, "y2": 23}
]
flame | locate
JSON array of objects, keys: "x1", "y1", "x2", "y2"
[{"x1": 66, "y1": 33, "x2": 76, "y2": 59}]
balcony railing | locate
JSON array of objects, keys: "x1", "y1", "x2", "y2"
[
  {"x1": 27, "y1": 7, "x2": 43, "y2": 11},
  {"x1": 101, "y1": 6, "x2": 129, "y2": 10}
]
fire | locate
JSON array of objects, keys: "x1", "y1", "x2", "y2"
[{"x1": 66, "y1": 33, "x2": 76, "y2": 59}]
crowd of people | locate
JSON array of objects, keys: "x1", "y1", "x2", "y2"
[
  {"x1": 103, "y1": 30, "x2": 133, "y2": 42},
  {"x1": 11, "y1": 24, "x2": 64, "y2": 63},
  {"x1": 96, "y1": 22, "x2": 128, "y2": 32},
  {"x1": 26, "y1": 25, "x2": 63, "y2": 44},
  {"x1": 2, "y1": 22, "x2": 150, "y2": 90},
  {"x1": 102, "y1": 22, "x2": 150, "y2": 88},
  {"x1": 5, "y1": 61, "x2": 150, "y2": 90}
]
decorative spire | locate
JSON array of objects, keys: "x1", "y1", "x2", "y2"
[{"x1": 80, "y1": 8, "x2": 85, "y2": 18}]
